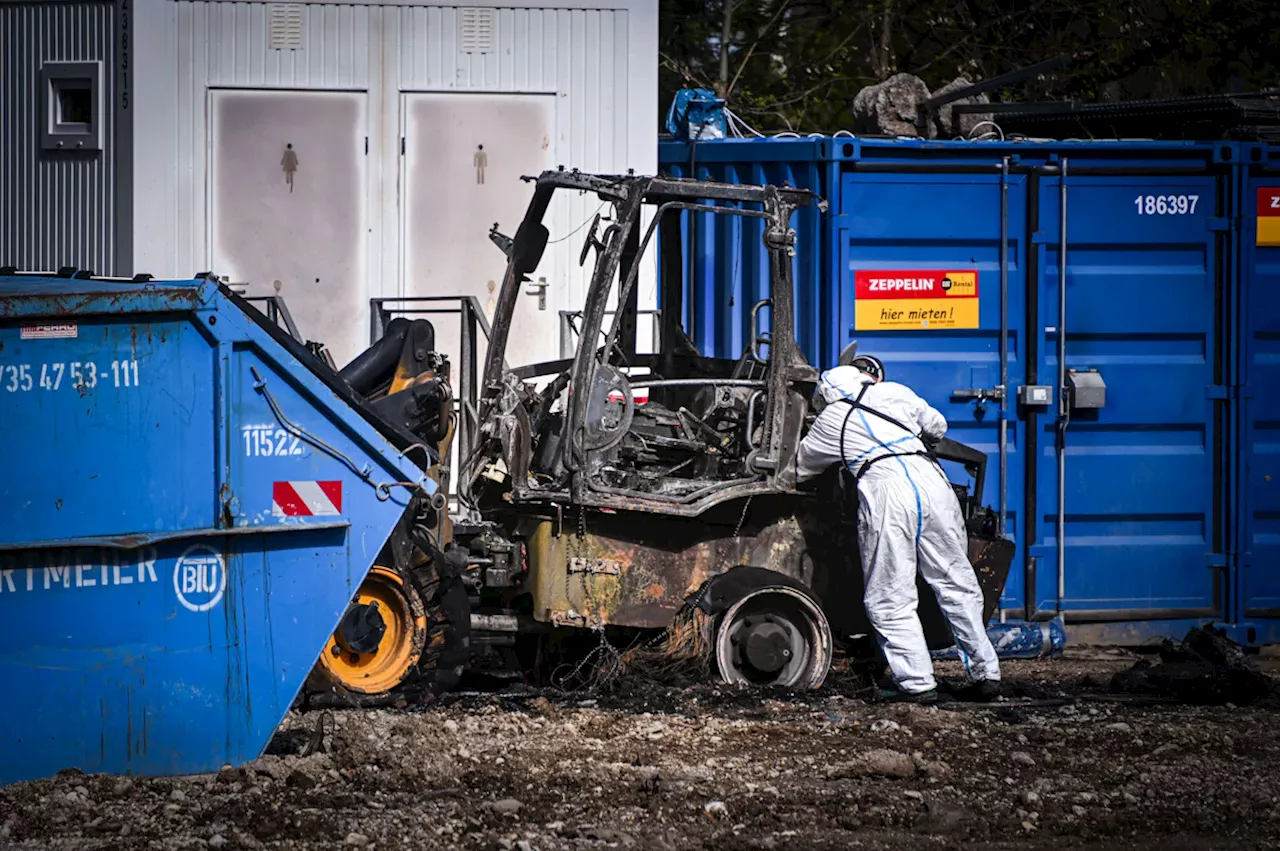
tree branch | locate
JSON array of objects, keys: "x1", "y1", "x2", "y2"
[
  {"x1": 718, "y1": 0, "x2": 737, "y2": 94},
  {"x1": 873, "y1": 0, "x2": 896, "y2": 80},
  {"x1": 725, "y1": 0, "x2": 794, "y2": 98}
]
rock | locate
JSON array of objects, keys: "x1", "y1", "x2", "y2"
[
  {"x1": 851, "y1": 73, "x2": 933, "y2": 138},
  {"x1": 912, "y1": 755, "x2": 953, "y2": 781},
  {"x1": 903, "y1": 790, "x2": 924, "y2": 800},
  {"x1": 585, "y1": 828, "x2": 636, "y2": 846},
  {"x1": 488, "y1": 799, "x2": 523, "y2": 815},
  {"x1": 1011, "y1": 751, "x2": 1036, "y2": 768},
  {"x1": 112, "y1": 778, "x2": 134, "y2": 797},
  {"x1": 1123, "y1": 791, "x2": 1139, "y2": 804},
  {"x1": 1020, "y1": 791, "x2": 1041, "y2": 807},
  {"x1": 1150, "y1": 743, "x2": 1177, "y2": 757},
  {"x1": 930, "y1": 76, "x2": 992, "y2": 138},
  {"x1": 842, "y1": 749, "x2": 918, "y2": 779},
  {"x1": 704, "y1": 800, "x2": 729, "y2": 819},
  {"x1": 1021, "y1": 820, "x2": 1036, "y2": 832},
  {"x1": 871, "y1": 719, "x2": 901, "y2": 734},
  {"x1": 444, "y1": 719, "x2": 459, "y2": 733},
  {"x1": 169, "y1": 788, "x2": 186, "y2": 802},
  {"x1": 1107, "y1": 722, "x2": 1133, "y2": 734},
  {"x1": 1072, "y1": 805, "x2": 1087, "y2": 817},
  {"x1": 209, "y1": 835, "x2": 228, "y2": 849},
  {"x1": 216, "y1": 765, "x2": 244, "y2": 785},
  {"x1": 345, "y1": 832, "x2": 369, "y2": 847},
  {"x1": 517, "y1": 842, "x2": 535, "y2": 851}
]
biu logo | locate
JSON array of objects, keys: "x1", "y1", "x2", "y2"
[{"x1": 173, "y1": 545, "x2": 227, "y2": 613}]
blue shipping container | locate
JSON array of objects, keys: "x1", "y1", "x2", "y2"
[
  {"x1": 660, "y1": 136, "x2": 1257, "y2": 643},
  {"x1": 1238, "y1": 148, "x2": 1280, "y2": 643},
  {"x1": 0, "y1": 274, "x2": 434, "y2": 784}
]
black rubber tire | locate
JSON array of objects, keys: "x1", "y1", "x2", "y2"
[{"x1": 301, "y1": 559, "x2": 471, "y2": 709}]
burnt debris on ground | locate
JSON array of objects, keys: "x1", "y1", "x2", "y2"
[
  {"x1": 1109, "y1": 627, "x2": 1279, "y2": 707},
  {"x1": 4, "y1": 652, "x2": 1280, "y2": 851}
]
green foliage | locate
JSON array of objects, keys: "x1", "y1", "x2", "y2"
[{"x1": 659, "y1": 0, "x2": 1280, "y2": 133}]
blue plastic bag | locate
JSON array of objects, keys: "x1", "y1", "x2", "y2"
[
  {"x1": 665, "y1": 88, "x2": 728, "y2": 141},
  {"x1": 931, "y1": 617, "x2": 1068, "y2": 661}
]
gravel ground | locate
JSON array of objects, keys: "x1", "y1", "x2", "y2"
[{"x1": 4, "y1": 650, "x2": 1280, "y2": 851}]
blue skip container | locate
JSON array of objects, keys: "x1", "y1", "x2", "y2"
[{"x1": 0, "y1": 273, "x2": 434, "y2": 785}]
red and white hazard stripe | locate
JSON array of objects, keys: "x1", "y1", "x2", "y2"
[{"x1": 273, "y1": 481, "x2": 343, "y2": 517}]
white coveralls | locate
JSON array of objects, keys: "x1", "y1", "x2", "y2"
[{"x1": 796, "y1": 366, "x2": 1000, "y2": 694}]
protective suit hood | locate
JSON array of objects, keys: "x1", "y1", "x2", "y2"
[{"x1": 817, "y1": 365, "x2": 875, "y2": 404}]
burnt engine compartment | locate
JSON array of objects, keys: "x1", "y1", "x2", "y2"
[
  {"x1": 596, "y1": 383, "x2": 759, "y2": 491},
  {"x1": 489, "y1": 353, "x2": 779, "y2": 501}
]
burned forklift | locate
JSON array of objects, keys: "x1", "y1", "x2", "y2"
[{"x1": 306, "y1": 170, "x2": 1015, "y2": 703}]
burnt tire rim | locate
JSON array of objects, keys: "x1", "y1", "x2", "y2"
[{"x1": 714, "y1": 587, "x2": 833, "y2": 690}]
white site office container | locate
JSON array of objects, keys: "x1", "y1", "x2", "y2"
[{"x1": 2, "y1": 0, "x2": 658, "y2": 366}]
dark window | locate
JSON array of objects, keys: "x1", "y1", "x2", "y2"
[
  {"x1": 41, "y1": 61, "x2": 102, "y2": 152},
  {"x1": 56, "y1": 83, "x2": 93, "y2": 126}
]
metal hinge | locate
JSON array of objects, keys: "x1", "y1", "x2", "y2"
[
  {"x1": 549, "y1": 609, "x2": 603, "y2": 628},
  {"x1": 568, "y1": 557, "x2": 621, "y2": 576}
]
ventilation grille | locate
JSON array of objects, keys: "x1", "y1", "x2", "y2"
[
  {"x1": 268, "y1": 4, "x2": 304, "y2": 51},
  {"x1": 460, "y1": 8, "x2": 496, "y2": 54}
]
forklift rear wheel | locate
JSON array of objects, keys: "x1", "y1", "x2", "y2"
[
  {"x1": 713, "y1": 587, "x2": 833, "y2": 689},
  {"x1": 314, "y1": 566, "x2": 427, "y2": 695}
]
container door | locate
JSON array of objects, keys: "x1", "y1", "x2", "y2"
[
  {"x1": 837, "y1": 170, "x2": 1029, "y2": 608},
  {"x1": 209, "y1": 90, "x2": 368, "y2": 367},
  {"x1": 1241, "y1": 177, "x2": 1280, "y2": 623},
  {"x1": 400, "y1": 92, "x2": 557, "y2": 370},
  {"x1": 1031, "y1": 173, "x2": 1226, "y2": 622}
]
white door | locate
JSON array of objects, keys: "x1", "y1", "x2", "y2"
[
  {"x1": 210, "y1": 90, "x2": 368, "y2": 366},
  {"x1": 400, "y1": 93, "x2": 557, "y2": 370}
]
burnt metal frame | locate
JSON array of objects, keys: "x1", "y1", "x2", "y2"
[{"x1": 477, "y1": 170, "x2": 824, "y2": 517}]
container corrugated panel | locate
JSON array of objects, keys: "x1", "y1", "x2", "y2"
[
  {"x1": 659, "y1": 137, "x2": 1234, "y2": 639},
  {"x1": 0, "y1": 274, "x2": 434, "y2": 784},
  {"x1": 660, "y1": 142, "x2": 831, "y2": 363},
  {"x1": 0, "y1": 1, "x2": 116, "y2": 273},
  {"x1": 1239, "y1": 146, "x2": 1280, "y2": 641}
]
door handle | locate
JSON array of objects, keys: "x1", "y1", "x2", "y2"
[
  {"x1": 524, "y1": 276, "x2": 548, "y2": 310},
  {"x1": 952, "y1": 386, "x2": 1005, "y2": 402}
]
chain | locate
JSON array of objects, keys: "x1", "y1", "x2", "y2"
[
  {"x1": 576, "y1": 504, "x2": 601, "y2": 626},
  {"x1": 564, "y1": 503, "x2": 586, "y2": 610},
  {"x1": 733, "y1": 496, "x2": 754, "y2": 539}
]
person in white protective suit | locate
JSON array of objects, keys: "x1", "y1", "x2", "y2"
[{"x1": 795, "y1": 353, "x2": 1001, "y2": 703}]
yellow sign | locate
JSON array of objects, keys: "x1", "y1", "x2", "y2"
[{"x1": 853, "y1": 270, "x2": 980, "y2": 331}]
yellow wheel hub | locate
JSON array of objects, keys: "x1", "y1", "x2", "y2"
[{"x1": 315, "y1": 566, "x2": 426, "y2": 695}]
